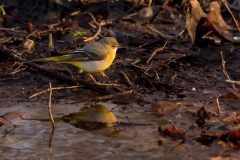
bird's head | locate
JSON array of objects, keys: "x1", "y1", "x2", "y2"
[{"x1": 99, "y1": 37, "x2": 120, "y2": 50}]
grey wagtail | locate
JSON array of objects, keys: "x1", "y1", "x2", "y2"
[{"x1": 31, "y1": 37, "x2": 120, "y2": 85}]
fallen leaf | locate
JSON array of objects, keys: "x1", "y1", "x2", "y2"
[{"x1": 151, "y1": 101, "x2": 180, "y2": 115}]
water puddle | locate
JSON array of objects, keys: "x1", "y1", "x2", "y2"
[{"x1": 0, "y1": 92, "x2": 238, "y2": 159}]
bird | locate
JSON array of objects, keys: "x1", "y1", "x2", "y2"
[{"x1": 30, "y1": 37, "x2": 120, "y2": 85}]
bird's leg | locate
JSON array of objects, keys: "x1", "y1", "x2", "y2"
[
  {"x1": 88, "y1": 73, "x2": 120, "y2": 86},
  {"x1": 78, "y1": 69, "x2": 83, "y2": 74},
  {"x1": 101, "y1": 72, "x2": 107, "y2": 77},
  {"x1": 88, "y1": 74, "x2": 99, "y2": 84},
  {"x1": 100, "y1": 72, "x2": 121, "y2": 87}
]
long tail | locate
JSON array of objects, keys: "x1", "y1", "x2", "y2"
[{"x1": 29, "y1": 55, "x2": 73, "y2": 63}]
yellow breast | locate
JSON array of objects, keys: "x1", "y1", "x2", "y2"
[{"x1": 64, "y1": 49, "x2": 117, "y2": 73}]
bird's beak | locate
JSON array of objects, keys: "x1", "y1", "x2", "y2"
[{"x1": 118, "y1": 44, "x2": 126, "y2": 48}]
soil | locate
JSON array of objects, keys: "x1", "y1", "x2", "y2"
[{"x1": 0, "y1": 0, "x2": 240, "y2": 159}]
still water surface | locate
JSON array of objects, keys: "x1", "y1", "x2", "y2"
[{"x1": 0, "y1": 100, "x2": 228, "y2": 160}]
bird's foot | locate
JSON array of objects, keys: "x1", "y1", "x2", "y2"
[{"x1": 89, "y1": 74, "x2": 120, "y2": 86}]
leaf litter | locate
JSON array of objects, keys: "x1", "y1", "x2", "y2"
[{"x1": 0, "y1": 0, "x2": 240, "y2": 159}]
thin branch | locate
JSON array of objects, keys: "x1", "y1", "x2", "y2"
[
  {"x1": 221, "y1": 0, "x2": 240, "y2": 32},
  {"x1": 48, "y1": 83, "x2": 55, "y2": 128},
  {"x1": 146, "y1": 25, "x2": 174, "y2": 39},
  {"x1": 91, "y1": 90, "x2": 133, "y2": 101},
  {"x1": 216, "y1": 94, "x2": 221, "y2": 117},
  {"x1": 29, "y1": 85, "x2": 81, "y2": 99},
  {"x1": 146, "y1": 41, "x2": 168, "y2": 64},
  {"x1": 83, "y1": 12, "x2": 101, "y2": 42},
  {"x1": 225, "y1": 80, "x2": 240, "y2": 85},
  {"x1": 48, "y1": 25, "x2": 54, "y2": 47},
  {"x1": 48, "y1": 83, "x2": 55, "y2": 154},
  {"x1": 169, "y1": 120, "x2": 186, "y2": 141},
  {"x1": 220, "y1": 51, "x2": 238, "y2": 90},
  {"x1": 120, "y1": 71, "x2": 133, "y2": 87}
]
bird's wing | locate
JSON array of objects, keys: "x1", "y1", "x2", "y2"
[
  {"x1": 29, "y1": 42, "x2": 108, "y2": 63},
  {"x1": 62, "y1": 42, "x2": 108, "y2": 62}
]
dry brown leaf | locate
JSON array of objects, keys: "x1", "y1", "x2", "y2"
[
  {"x1": 185, "y1": 0, "x2": 206, "y2": 43},
  {"x1": 206, "y1": 1, "x2": 230, "y2": 35},
  {"x1": 185, "y1": 0, "x2": 234, "y2": 46},
  {"x1": 151, "y1": 101, "x2": 180, "y2": 115}
]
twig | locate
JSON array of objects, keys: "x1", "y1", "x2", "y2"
[
  {"x1": 131, "y1": 59, "x2": 153, "y2": 71},
  {"x1": 226, "y1": 87, "x2": 240, "y2": 100},
  {"x1": 7, "y1": 61, "x2": 19, "y2": 71},
  {"x1": 130, "y1": 58, "x2": 147, "y2": 69},
  {"x1": 125, "y1": 115, "x2": 131, "y2": 124},
  {"x1": 120, "y1": 71, "x2": 133, "y2": 87},
  {"x1": 91, "y1": 90, "x2": 133, "y2": 101},
  {"x1": 169, "y1": 119, "x2": 186, "y2": 140},
  {"x1": 155, "y1": 71, "x2": 160, "y2": 81},
  {"x1": 216, "y1": 94, "x2": 221, "y2": 117},
  {"x1": 83, "y1": 12, "x2": 101, "y2": 42},
  {"x1": 152, "y1": 54, "x2": 186, "y2": 73},
  {"x1": 146, "y1": 25, "x2": 175, "y2": 39},
  {"x1": 49, "y1": 126, "x2": 54, "y2": 159},
  {"x1": 26, "y1": 30, "x2": 39, "y2": 39},
  {"x1": 48, "y1": 83, "x2": 55, "y2": 128},
  {"x1": 0, "y1": 37, "x2": 13, "y2": 44},
  {"x1": 220, "y1": 51, "x2": 238, "y2": 90},
  {"x1": 29, "y1": 85, "x2": 81, "y2": 99},
  {"x1": 176, "y1": 103, "x2": 183, "y2": 118},
  {"x1": 202, "y1": 97, "x2": 213, "y2": 109},
  {"x1": 8, "y1": 67, "x2": 27, "y2": 76},
  {"x1": 48, "y1": 25, "x2": 54, "y2": 48},
  {"x1": 145, "y1": 29, "x2": 185, "y2": 66},
  {"x1": 146, "y1": 41, "x2": 168, "y2": 64},
  {"x1": 169, "y1": 72, "x2": 178, "y2": 84},
  {"x1": 116, "y1": 121, "x2": 153, "y2": 126},
  {"x1": 48, "y1": 83, "x2": 55, "y2": 153},
  {"x1": 201, "y1": 95, "x2": 221, "y2": 117},
  {"x1": 221, "y1": 0, "x2": 240, "y2": 32},
  {"x1": 225, "y1": 80, "x2": 240, "y2": 85},
  {"x1": 48, "y1": 83, "x2": 56, "y2": 156},
  {"x1": 131, "y1": 58, "x2": 141, "y2": 65},
  {"x1": 88, "y1": 22, "x2": 97, "y2": 29},
  {"x1": 148, "y1": 0, "x2": 152, "y2": 6},
  {"x1": 0, "y1": 27, "x2": 28, "y2": 33}
]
